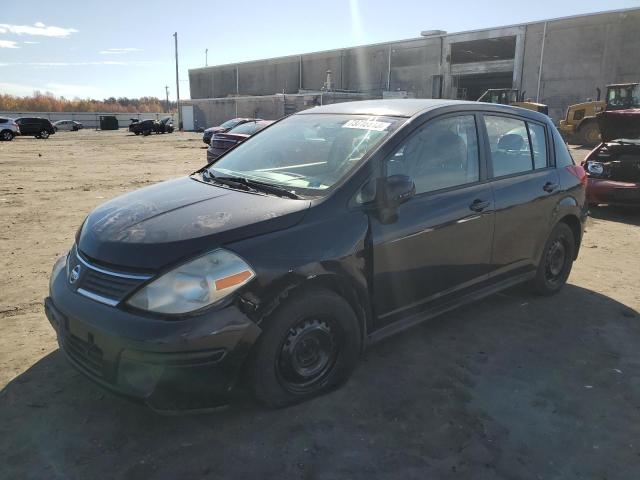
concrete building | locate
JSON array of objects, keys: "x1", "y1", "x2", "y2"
[{"x1": 186, "y1": 7, "x2": 640, "y2": 127}]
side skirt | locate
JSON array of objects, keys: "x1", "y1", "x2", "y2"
[{"x1": 365, "y1": 271, "x2": 535, "y2": 347}]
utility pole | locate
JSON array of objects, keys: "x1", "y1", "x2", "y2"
[
  {"x1": 164, "y1": 85, "x2": 169, "y2": 113},
  {"x1": 173, "y1": 32, "x2": 181, "y2": 130},
  {"x1": 205, "y1": 48, "x2": 208, "y2": 67}
]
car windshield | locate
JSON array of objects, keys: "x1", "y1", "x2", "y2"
[
  {"x1": 219, "y1": 119, "x2": 241, "y2": 129},
  {"x1": 208, "y1": 114, "x2": 403, "y2": 194}
]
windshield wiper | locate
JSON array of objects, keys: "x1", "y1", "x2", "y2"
[{"x1": 202, "y1": 171, "x2": 301, "y2": 199}]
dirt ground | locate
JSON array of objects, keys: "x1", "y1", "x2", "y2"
[{"x1": 1, "y1": 129, "x2": 639, "y2": 479}]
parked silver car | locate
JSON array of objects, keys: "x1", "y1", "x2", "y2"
[
  {"x1": 53, "y1": 120, "x2": 84, "y2": 131},
  {"x1": 0, "y1": 117, "x2": 20, "y2": 141}
]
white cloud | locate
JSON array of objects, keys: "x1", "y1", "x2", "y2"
[
  {"x1": 0, "y1": 81, "x2": 104, "y2": 98},
  {"x1": 0, "y1": 40, "x2": 19, "y2": 48},
  {"x1": 99, "y1": 48, "x2": 142, "y2": 55},
  {"x1": 0, "y1": 60, "x2": 166, "y2": 67},
  {"x1": 23, "y1": 41, "x2": 39, "y2": 45},
  {"x1": 0, "y1": 22, "x2": 78, "y2": 38}
]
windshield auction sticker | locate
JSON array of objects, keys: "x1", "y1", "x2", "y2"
[{"x1": 342, "y1": 119, "x2": 391, "y2": 131}]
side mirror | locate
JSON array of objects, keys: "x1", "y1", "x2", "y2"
[{"x1": 384, "y1": 174, "x2": 415, "y2": 207}]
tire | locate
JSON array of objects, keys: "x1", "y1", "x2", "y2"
[
  {"x1": 0, "y1": 130, "x2": 14, "y2": 141},
  {"x1": 531, "y1": 222, "x2": 575, "y2": 296},
  {"x1": 134, "y1": 131, "x2": 140, "y2": 135},
  {"x1": 247, "y1": 288, "x2": 361, "y2": 408},
  {"x1": 40, "y1": 130, "x2": 50, "y2": 139},
  {"x1": 143, "y1": 130, "x2": 151, "y2": 136},
  {"x1": 578, "y1": 122, "x2": 600, "y2": 146}
]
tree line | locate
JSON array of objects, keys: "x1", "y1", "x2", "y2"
[{"x1": 0, "y1": 92, "x2": 176, "y2": 113}]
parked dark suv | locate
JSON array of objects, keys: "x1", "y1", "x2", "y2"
[
  {"x1": 14, "y1": 117, "x2": 56, "y2": 139},
  {"x1": 45, "y1": 100, "x2": 587, "y2": 411}
]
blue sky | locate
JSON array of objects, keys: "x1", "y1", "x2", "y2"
[{"x1": 1, "y1": 0, "x2": 639, "y2": 100}]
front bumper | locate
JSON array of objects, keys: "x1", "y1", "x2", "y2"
[
  {"x1": 44, "y1": 260, "x2": 261, "y2": 411},
  {"x1": 587, "y1": 177, "x2": 640, "y2": 206}
]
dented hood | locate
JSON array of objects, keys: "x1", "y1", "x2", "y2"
[
  {"x1": 597, "y1": 109, "x2": 640, "y2": 142},
  {"x1": 77, "y1": 176, "x2": 311, "y2": 270}
]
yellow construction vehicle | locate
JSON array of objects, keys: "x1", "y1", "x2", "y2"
[
  {"x1": 477, "y1": 89, "x2": 549, "y2": 115},
  {"x1": 559, "y1": 83, "x2": 640, "y2": 146}
]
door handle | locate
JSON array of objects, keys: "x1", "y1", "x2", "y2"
[
  {"x1": 543, "y1": 182, "x2": 559, "y2": 193},
  {"x1": 469, "y1": 199, "x2": 490, "y2": 212}
]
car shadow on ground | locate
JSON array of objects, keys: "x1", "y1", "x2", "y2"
[
  {"x1": 589, "y1": 205, "x2": 640, "y2": 227},
  {"x1": 1, "y1": 284, "x2": 639, "y2": 480}
]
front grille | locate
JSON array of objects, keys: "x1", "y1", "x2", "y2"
[
  {"x1": 81, "y1": 268, "x2": 143, "y2": 300},
  {"x1": 62, "y1": 332, "x2": 105, "y2": 378},
  {"x1": 68, "y1": 247, "x2": 152, "y2": 306}
]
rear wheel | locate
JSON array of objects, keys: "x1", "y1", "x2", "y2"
[
  {"x1": 531, "y1": 223, "x2": 575, "y2": 296},
  {"x1": 1, "y1": 130, "x2": 14, "y2": 141},
  {"x1": 578, "y1": 122, "x2": 600, "y2": 146},
  {"x1": 247, "y1": 288, "x2": 361, "y2": 408}
]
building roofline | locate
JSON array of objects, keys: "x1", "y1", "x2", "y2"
[{"x1": 189, "y1": 6, "x2": 639, "y2": 74}]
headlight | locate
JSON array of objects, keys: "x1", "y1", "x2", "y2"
[
  {"x1": 587, "y1": 161, "x2": 604, "y2": 175},
  {"x1": 127, "y1": 249, "x2": 255, "y2": 314}
]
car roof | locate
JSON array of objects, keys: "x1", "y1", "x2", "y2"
[{"x1": 297, "y1": 99, "x2": 481, "y2": 118}]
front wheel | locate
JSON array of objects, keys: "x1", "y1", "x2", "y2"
[
  {"x1": 247, "y1": 288, "x2": 361, "y2": 408},
  {"x1": 578, "y1": 122, "x2": 600, "y2": 146},
  {"x1": 531, "y1": 223, "x2": 575, "y2": 296},
  {"x1": 40, "y1": 130, "x2": 50, "y2": 139},
  {"x1": 1, "y1": 130, "x2": 14, "y2": 141}
]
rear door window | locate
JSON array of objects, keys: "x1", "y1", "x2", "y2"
[{"x1": 484, "y1": 115, "x2": 533, "y2": 177}]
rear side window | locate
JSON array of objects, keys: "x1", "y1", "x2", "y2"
[
  {"x1": 551, "y1": 125, "x2": 575, "y2": 167},
  {"x1": 0, "y1": 119, "x2": 6, "y2": 124},
  {"x1": 230, "y1": 122, "x2": 258, "y2": 135},
  {"x1": 484, "y1": 116, "x2": 532, "y2": 177},
  {"x1": 528, "y1": 123, "x2": 548, "y2": 169}
]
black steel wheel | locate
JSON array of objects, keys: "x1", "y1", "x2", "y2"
[
  {"x1": 276, "y1": 317, "x2": 339, "y2": 394},
  {"x1": 247, "y1": 288, "x2": 361, "y2": 408},
  {"x1": 531, "y1": 222, "x2": 576, "y2": 296}
]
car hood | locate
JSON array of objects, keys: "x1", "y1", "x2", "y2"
[
  {"x1": 597, "y1": 109, "x2": 640, "y2": 142},
  {"x1": 204, "y1": 126, "x2": 225, "y2": 134},
  {"x1": 77, "y1": 176, "x2": 311, "y2": 270}
]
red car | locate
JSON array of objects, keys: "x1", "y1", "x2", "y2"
[
  {"x1": 582, "y1": 109, "x2": 640, "y2": 206},
  {"x1": 207, "y1": 120, "x2": 274, "y2": 162}
]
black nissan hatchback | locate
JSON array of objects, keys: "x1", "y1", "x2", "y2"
[{"x1": 45, "y1": 100, "x2": 587, "y2": 411}]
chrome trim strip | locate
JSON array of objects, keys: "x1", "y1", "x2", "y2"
[
  {"x1": 76, "y1": 252, "x2": 152, "y2": 280},
  {"x1": 77, "y1": 288, "x2": 119, "y2": 306}
]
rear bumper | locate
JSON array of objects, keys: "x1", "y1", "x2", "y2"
[
  {"x1": 558, "y1": 121, "x2": 576, "y2": 136},
  {"x1": 587, "y1": 178, "x2": 640, "y2": 206},
  {"x1": 45, "y1": 261, "x2": 261, "y2": 411},
  {"x1": 206, "y1": 147, "x2": 225, "y2": 162}
]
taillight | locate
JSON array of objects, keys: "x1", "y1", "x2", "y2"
[{"x1": 566, "y1": 165, "x2": 587, "y2": 185}]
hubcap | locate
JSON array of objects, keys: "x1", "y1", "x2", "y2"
[
  {"x1": 545, "y1": 239, "x2": 566, "y2": 283},
  {"x1": 277, "y1": 318, "x2": 338, "y2": 393},
  {"x1": 2, "y1": 132, "x2": 10, "y2": 140}
]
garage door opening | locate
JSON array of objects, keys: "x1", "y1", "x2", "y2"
[
  {"x1": 450, "y1": 36, "x2": 517, "y2": 64},
  {"x1": 453, "y1": 72, "x2": 513, "y2": 101}
]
